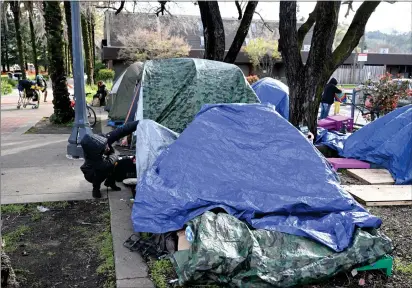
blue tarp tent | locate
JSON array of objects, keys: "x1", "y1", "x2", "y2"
[
  {"x1": 132, "y1": 103, "x2": 381, "y2": 252},
  {"x1": 251, "y1": 77, "x2": 290, "y2": 120},
  {"x1": 343, "y1": 105, "x2": 412, "y2": 184}
]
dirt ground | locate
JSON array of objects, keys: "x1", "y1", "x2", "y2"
[
  {"x1": 1, "y1": 200, "x2": 115, "y2": 288},
  {"x1": 25, "y1": 117, "x2": 102, "y2": 134}
]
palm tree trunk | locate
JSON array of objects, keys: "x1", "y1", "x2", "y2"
[
  {"x1": 81, "y1": 13, "x2": 93, "y2": 85},
  {"x1": 63, "y1": 1, "x2": 73, "y2": 74},
  {"x1": 44, "y1": 1, "x2": 73, "y2": 123},
  {"x1": 90, "y1": 13, "x2": 96, "y2": 70},
  {"x1": 10, "y1": 1, "x2": 26, "y2": 79},
  {"x1": 28, "y1": 2, "x2": 39, "y2": 75}
]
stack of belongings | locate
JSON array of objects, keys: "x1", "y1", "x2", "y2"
[
  {"x1": 131, "y1": 101, "x2": 393, "y2": 287},
  {"x1": 316, "y1": 104, "x2": 412, "y2": 184}
]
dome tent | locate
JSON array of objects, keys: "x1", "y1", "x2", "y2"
[
  {"x1": 251, "y1": 77, "x2": 290, "y2": 120},
  {"x1": 107, "y1": 62, "x2": 143, "y2": 121}
]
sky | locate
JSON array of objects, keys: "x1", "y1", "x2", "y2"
[{"x1": 125, "y1": 1, "x2": 412, "y2": 33}]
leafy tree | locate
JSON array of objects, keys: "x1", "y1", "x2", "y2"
[
  {"x1": 44, "y1": 1, "x2": 73, "y2": 123},
  {"x1": 278, "y1": 1, "x2": 381, "y2": 135},
  {"x1": 118, "y1": 28, "x2": 190, "y2": 62},
  {"x1": 244, "y1": 38, "x2": 281, "y2": 77}
]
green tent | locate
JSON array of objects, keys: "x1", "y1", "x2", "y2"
[
  {"x1": 107, "y1": 62, "x2": 143, "y2": 121},
  {"x1": 137, "y1": 58, "x2": 259, "y2": 133}
]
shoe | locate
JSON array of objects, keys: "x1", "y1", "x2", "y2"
[
  {"x1": 110, "y1": 185, "x2": 121, "y2": 191},
  {"x1": 104, "y1": 179, "x2": 121, "y2": 191},
  {"x1": 92, "y1": 188, "x2": 102, "y2": 198}
]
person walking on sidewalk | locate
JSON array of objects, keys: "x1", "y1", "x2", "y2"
[
  {"x1": 80, "y1": 121, "x2": 139, "y2": 198},
  {"x1": 320, "y1": 77, "x2": 342, "y2": 119}
]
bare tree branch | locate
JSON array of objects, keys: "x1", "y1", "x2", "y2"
[
  {"x1": 235, "y1": 1, "x2": 242, "y2": 20},
  {"x1": 342, "y1": 1, "x2": 354, "y2": 18},
  {"x1": 332, "y1": 1, "x2": 381, "y2": 69},
  {"x1": 224, "y1": 1, "x2": 258, "y2": 63},
  {"x1": 94, "y1": 5, "x2": 117, "y2": 11},
  {"x1": 155, "y1": 1, "x2": 169, "y2": 16},
  {"x1": 297, "y1": 2, "x2": 320, "y2": 51},
  {"x1": 254, "y1": 11, "x2": 273, "y2": 33},
  {"x1": 115, "y1": 1, "x2": 125, "y2": 15}
]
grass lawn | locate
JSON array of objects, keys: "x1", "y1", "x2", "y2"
[{"x1": 1, "y1": 200, "x2": 116, "y2": 288}]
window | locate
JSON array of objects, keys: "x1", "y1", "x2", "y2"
[{"x1": 200, "y1": 36, "x2": 205, "y2": 48}]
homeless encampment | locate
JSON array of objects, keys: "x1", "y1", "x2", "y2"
[
  {"x1": 107, "y1": 62, "x2": 143, "y2": 120},
  {"x1": 135, "y1": 58, "x2": 259, "y2": 133},
  {"x1": 316, "y1": 104, "x2": 412, "y2": 184},
  {"x1": 131, "y1": 103, "x2": 392, "y2": 286},
  {"x1": 251, "y1": 77, "x2": 290, "y2": 120}
]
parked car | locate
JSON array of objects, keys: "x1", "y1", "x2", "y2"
[{"x1": 8, "y1": 70, "x2": 23, "y2": 81}]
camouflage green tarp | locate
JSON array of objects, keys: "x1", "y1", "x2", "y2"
[
  {"x1": 141, "y1": 58, "x2": 259, "y2": 133},
  {"x1": 172, "y1": 212, "x2": 393, "y2": 287}
]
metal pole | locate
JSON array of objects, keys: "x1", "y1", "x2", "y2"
[{"x1": 67, "y1": 0, "x2": 92, "y2": 159}]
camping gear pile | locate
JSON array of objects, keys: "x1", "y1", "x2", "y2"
[{"x1": 111, "y1": 59, "x2": 395, "y2": 287}]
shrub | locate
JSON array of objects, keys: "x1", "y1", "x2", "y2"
[
  {"x1": 94, "y1": 61, "x2": 106, "y2": 80},
  {"x1": 6, "y1": 78, "x2": 18, "y2": 87},
  {"x1": 246, "y1": 75, "x2": 259, "y2": 85},
  {"x1": 97, "y1": 69, "x2": 115, "y2": 82},
  {"x1": 1, "y1": 79, "x2": 13, "y2": 95}
]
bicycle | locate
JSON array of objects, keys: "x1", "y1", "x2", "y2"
[{"x1": 70, "y1": 93, "x2": 97, "y2": 127}]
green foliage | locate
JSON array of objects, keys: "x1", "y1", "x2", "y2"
[
  {"x1": 361, "y1": 73, "x2": 410, "y2": 116},
  {"x1": 244, "y1": 38, "x2": 281, "y2": 76},
  {"x1": 3, "y1": 225, "x2": 31, "y2": 252},
  {"x1": 395, "y1": 258, "x2": 412, "y2": 275},
  {"x1": 149, "y1": 259, "x2": 175, "y2": 288},
  {"x1": 97, "y1": 69, "x2": 115, "y2": 82},
  {"x1": 244, "y1": 38, "x2": 281, "y2": 68},
  {"x1": 1, "y1": 204, "x2": 27, "y2": 214},
  {"x1": 1, "y1": 78, "x2": 13, "y2": 95},
  {"x1": 93, "y1": 61, "x2": 106, "y2": 80}
]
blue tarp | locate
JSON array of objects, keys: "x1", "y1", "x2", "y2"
[
  {"x1": 251, "y1": 77, "x2": 290, "y2": 120},
  {"x1": 315, "y1": 128, "x2": 348, "y2": 155},
  {"x1": 132, "y1": 103, "x2": 381, "y2": 252},
  {"x1": 343, "y1": 105, "x2": 412, "y2": 184}
]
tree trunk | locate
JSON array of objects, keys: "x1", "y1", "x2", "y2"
[
  {"x1": 81, "y1": 13, "x2": 93, "y2": 85},
  {"x1": 28, "y1": 3, "x2": 39, "y2": 75},
  {"x1": 63, "y1": 1, "x2": 73, "y2": 75},
  {"x1": 10, "y1": 1, "x2": 26, "y2": 79},
  {"x1": 198, "y1": 1, "x2": 225, "y2": 61},
  {"x1": 91, "y1": 13, "x2": 96, "y2": 69},
  {"x1": 44, "y1": 1, "x2": 73, "y2": 124},
  {"x1": 224, "y1": 1, "x2": 258, "y2": 63}
]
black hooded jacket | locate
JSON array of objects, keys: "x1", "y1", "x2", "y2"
[
  {"x1": 80, "y1": 134, "x2": 118, "y2": 185},
  {"x1": 321, "y1": 78, "x2": 342, "y2": 105}
]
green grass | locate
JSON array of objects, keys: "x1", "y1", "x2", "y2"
[
  {"x1": 1, "y1": 204, "x2": 28, "y2": 214},
  {"x1": 3, "y1": 225, "x2": 31, "y2": 252},
  {"x1": 149, "y1": 259, "x2": 175, "y2": 288},
  {"x1": 395, "y1": 258, "x2": 412, "y2": 275},
  {"x1": 94, "y1": 210, "x2": 115, "y2": 288},
  {"x1": 341, "y1": 84, "x2": 357, "y2": 89}
]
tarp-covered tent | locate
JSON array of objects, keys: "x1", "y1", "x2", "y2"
[
  {"x1": 172, "y1": 212, "x2": 392, "y2": 287},
  {"x1": 343, "y1": 105, "x2": 412, "y2": 184},
  {"x1": 136, "y1": 58, "x2": 259, "y2": 133},
  {"x1": 251, "y1": 77, "x2": 290, "y2": 120},
  {"x1": 315, "y1": 105, "x2": 412, "y2": 184},
  {"x1": 132, "y1": 103, "x2": 382, "y2": 252},
  {"x1": 107, "y1": 62, "x2": 143, "y2": 120}
]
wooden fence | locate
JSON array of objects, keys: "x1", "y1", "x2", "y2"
[{"x1": 331, "y1": 65, "x2": 386, "y2": 84}]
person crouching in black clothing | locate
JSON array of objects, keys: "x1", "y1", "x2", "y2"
[{"x1": 80, "y1": 121, "x2": 139, "y2": 198}]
